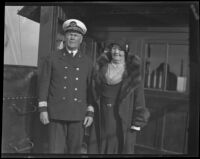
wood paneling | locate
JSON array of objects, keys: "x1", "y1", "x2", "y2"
[
  {"x1": 163, "y1": 111, "x2": 188, "y2": 153},
  {"x1": 136, "y1": 90, "x2": 189, "y2": 154},
  {"x1": 37, "y1": 6, "x2": 57, "y2": 67}
]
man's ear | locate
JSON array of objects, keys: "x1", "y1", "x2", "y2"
[{"x1": 80, "y1": 35, "x2": 83, "y2": 43}]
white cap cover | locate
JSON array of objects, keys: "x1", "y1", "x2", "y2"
[{"x1": 62, "y1": 19, "x2": 87, "y2": 35}]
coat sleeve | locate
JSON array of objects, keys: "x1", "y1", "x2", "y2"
[
  {"x1": 132, "y1": 80, "x2": 150, "y2": 128},
  {"x1": 37, "y1": 56, "x2": 52, "y2": 102},
  {"x1": 86, "y1": 58, "x2": 97, "y2": 109}
]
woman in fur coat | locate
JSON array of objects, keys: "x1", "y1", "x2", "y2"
[{"x1": 87, "y1": 42, "x2": 150, "y2": 154}]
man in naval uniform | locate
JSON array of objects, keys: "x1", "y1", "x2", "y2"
[{"x1": 38, "y1": 19, "x2": 94, "y2": 154}]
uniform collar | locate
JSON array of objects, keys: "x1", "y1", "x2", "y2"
[
  {"x1": 66, "y1": 47, "x2": 78, "y2": 57},
  {"x1": 60, "y1": 47, "x2": 82, "y2": 59}
]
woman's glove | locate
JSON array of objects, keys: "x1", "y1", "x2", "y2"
[{"x1": 132, "y1": 107, "x2": 150, "y2": 128}]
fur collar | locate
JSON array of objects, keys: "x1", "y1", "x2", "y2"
[{"x1": 96, "y1": 53, "x2": 142, "y2": 102}]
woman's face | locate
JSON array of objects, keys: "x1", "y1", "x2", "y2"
[{"x1": 111, "y1": 45, "x2": 125, "y2": 62}]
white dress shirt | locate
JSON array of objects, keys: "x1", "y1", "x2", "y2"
[{"x1": 66, "y1": 48, "x2": 78, "y2": 57}]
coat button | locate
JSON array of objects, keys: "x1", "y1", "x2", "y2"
[
  {"x1": 64, "y1": 76, "x2": 67, "y2": 79},
  {"x1": 64, "y1": 66, "x2": 68, "y2": 69},
  {"x1": 75, "y1": 88, "x2": 78, "y2": 91},
  {"x1": 62, "y1": 97, "x2": 66, "y2": 100},
  {"x1": 107, "y1": 104, "x2": 112, "y2": 107},
  {"x1": 74, "y1": 98, "x2": 77, "y2": 101},
  {"x1": 75, "y1": 77, "x2": 79, "y2": 80},
  {"x1": 76, "y1": 68, "x2": 79, "y2": 71},
  {"x1": 64, "y1": 86, "x2": 67, "y2": 89}
]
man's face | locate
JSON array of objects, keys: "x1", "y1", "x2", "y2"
[{"x1": 64, "y1": 31, "x2": 83, "y2": 50}]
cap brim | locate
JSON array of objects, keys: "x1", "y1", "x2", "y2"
[{"x1": 64, "y1": 26, "x2": 85, "y2": 35}]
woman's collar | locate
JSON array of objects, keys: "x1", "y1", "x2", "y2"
[{"x1": 110, "y1": 60, "x2": 125, "y2": 68}]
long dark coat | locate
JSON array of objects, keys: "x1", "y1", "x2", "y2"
[
  {"x1": 87, "y1": 53, "x2": 150, "y2": 154},
  {"x1": 38, "y1": 48, "x2": 94, "y2": 121}
]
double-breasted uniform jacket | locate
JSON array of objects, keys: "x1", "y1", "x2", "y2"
[
  {"x1": 38, "y1": 48, "x2": 94, "y2": 121},
  {"x1": 88, "y1": 53, "x2": 150, "y2": 154}
]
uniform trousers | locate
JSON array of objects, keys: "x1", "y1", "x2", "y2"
[{"x1": 48, "y1": 119, "x2": 84, "y2": 154}]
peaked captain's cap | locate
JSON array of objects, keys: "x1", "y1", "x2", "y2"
[{"x1": 62, "y1": 19, "x2": 87, "y2": 35}]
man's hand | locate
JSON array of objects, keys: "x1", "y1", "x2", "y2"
[
  {"x1": 83, "y1": 116, "x2": 93, "y2": 127},
  {"x1": 40, "y1": 111, "x2": 50, "y2": 125}
]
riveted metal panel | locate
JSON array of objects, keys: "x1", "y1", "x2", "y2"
[{"x1": 2, "y1": 65, "x2": 38, "y2": 153}]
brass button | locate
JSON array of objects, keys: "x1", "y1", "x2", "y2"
[
  {"x1": 64, "y1": 76, "x2": 67, "y2": 79},
  {"x1": 76, "y1": 68, "x2": 79, "y2": 71},
  {"x1": 64, "y1": 66, "x2": 68, "y2": 69},
  {"x1": 75, "y1": 88, "x2": 78, "y2": 91},
  {"x1": 64, "y1": 86, "x2": 67, "y2": 89},
  {"x1": 107, "y1": 104, "x2": 112, "y2": 107},
  {"x1": 75, "y1": 77, "x2": 79, "y2": 80},
  {"x1": 74, "y1": 98, "x2": 77, "y2": 101}
]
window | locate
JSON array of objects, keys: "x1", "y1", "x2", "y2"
[{"x1": 144, "y1": 40, "x2": 189, "y2": 93}]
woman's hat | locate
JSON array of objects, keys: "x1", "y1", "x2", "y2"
[{"x1": 107, "y1": 39, "x2": 129, "y2": 52}]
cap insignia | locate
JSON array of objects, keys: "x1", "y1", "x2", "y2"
[{"x1": 69, "y1": 21, "x2": 77, "y2": 27}]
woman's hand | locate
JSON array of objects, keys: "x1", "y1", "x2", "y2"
[{"x1": 130, "y1": 125, "x2": 141, "y2": 131}]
